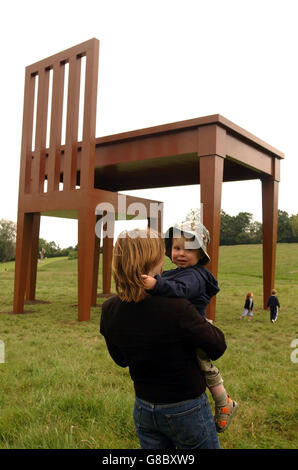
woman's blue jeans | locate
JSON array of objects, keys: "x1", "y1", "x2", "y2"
[{"x1": 133, "y1": 392, "x2": 220, "y2": 449}]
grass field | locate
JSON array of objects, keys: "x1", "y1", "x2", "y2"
[{"x1": 0, "y1": 244, "x2": 297, "y2": 449}]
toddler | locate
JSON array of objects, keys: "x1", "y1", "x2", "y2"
[
  {"x1": 267, "y1": 289, "x2": 280, "y2": 323},
  {"x1": 240, "y1": 292, "x2": 254, "y2": 321},
  {"x1": 142, "y1": 223, "x2": 238, "y2": 433}
]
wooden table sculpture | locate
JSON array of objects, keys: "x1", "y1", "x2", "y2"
[{"x1": 13, "y1": 38, "x2": 284, "y2": 322}]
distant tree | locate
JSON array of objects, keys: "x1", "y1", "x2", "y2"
[
  {"x1": 234, "y1": 212, "x2": 254, "y2": 244},
  {"x1": 220, "y1": 211, "x2": 260, "y2": 245},
  {"x1": 289, "y1": 214, "x2": 298, "y2": 242},
  {"x1": 60, "y1": 246, "x2": 75, "y2": 257},
  {"x1": 38, "y1": 238, "x2": 73, "y2": 258},
  {"x1": 0, "y1": 219, "x2": 16, "y2": 262},
  {"x1": 183, "y1": 209, "x2": 263, "y2": 245},
  {"x1": 68, "y1": 249, "x2": 78, "y2": 260},
  {"x1": 250, "y1": 220, "x2": 263, "y2": 243},
  {"x1": 277, "y1": 210, "x2": 292, "y2": 242},
  {"x1": 220, "y1": 211, "x2": 235, "y2": 245}
]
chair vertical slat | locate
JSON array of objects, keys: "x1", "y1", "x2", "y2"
[
  {"x1": 63, "y1": 55, "x2": 81, "y2": 191},
  {"x1": 19, "y1": 70, "x2": 36, "y2": 195},
  {"x1": 80, "y1": 41, "x2": 99, "y2": 190},
  {"x1": 31, "y1": 68, "x2": 50, "y2": 193},
  {"x1": 47, "y1": 62, "x2": 65, "y2": 192}
]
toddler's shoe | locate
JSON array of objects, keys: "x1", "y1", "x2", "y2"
[{"x1": 215, "y1": 395, "x2": 238, "y2": 433}]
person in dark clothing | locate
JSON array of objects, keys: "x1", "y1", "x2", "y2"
[
  {"x1": 100, "y1": 228, "x2": 226, "y2": 449},
  {"x1": 267, "y1": 289, "x2": 280, "y2": 323},
  {"x1": 141, "y1": 223, "x2": 238, "y2": 433}
]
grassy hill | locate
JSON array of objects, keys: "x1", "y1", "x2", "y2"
[{"x1": 0, "y1": 244, "x2": 297, "y2": 449}]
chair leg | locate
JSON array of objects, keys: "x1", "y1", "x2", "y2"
[
  {"x1": 200, "y1": 155, "x2": 224, "y2": 322},
  {"x1": 13, "y1": 212, "x2": 34, "y2": 313},
  {"x1": 102, "y1": 214, "x2": 114, "y2": 294},
  {"x1": 262, "y1": 178, "x2": 278, "y2": 309},
  {"x1": 26, "y1": 213, "x2": 40, "y2": 300},
  {"x1": 147, "y1": 206, "x2": 163, "y2": 235},
  {"x1": 91, "y1": 220, "x2": 101, "y2": 306},
  {"x1": 78, "y1": 208, "x2": 96, "y2": 321}
]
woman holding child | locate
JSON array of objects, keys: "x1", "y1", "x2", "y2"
[{"x1": 100, "y1": 225, "x2": 234, "y2": 449}]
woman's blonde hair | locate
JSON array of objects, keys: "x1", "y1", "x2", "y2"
[{"x1": 112, "y1": 228, "x2": 165, "y2": 303}]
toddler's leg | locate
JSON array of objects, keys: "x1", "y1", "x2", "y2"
[
  {"x1": 196, "y1": 349, "x2": 238, "y2": 433},
  {"x1": 272, "y1": 307, "x2": 278, "y2": 322},
  {"x1": 240, "y1": 308, "x2": 248, "y2": 319},
  {"x1": 197, "y1": 352, "x2": 226, "y2": 404},
  {"x1": 275, "y1": 307, "x2": 278, "y2": 322}
]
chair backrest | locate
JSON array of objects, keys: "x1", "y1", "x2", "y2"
[{"x1": 19, "y1": 38, "x2": 99, "y2": 196}]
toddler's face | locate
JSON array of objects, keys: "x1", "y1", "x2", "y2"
[{"x1": 171, "y1": 237, "x2": 200, "y2": 268}]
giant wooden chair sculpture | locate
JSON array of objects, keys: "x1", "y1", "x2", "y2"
[
  {"x1": 14, "y1": 38, "x2": 284, "y2": 322},
  {"x1": 13, "y1": 39, "x2": 162, "y2": 321}
]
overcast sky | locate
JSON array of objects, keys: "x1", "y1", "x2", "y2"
[{"x1": 1, "y1": 0, "x2": 297, "y2": 247}]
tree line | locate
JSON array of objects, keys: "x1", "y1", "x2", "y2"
[
  {"x1": 183, "y1": 209, "x2": 298, "y2": 246},
  {"x1": 0, "y1": 219, "x2": 77, "y2": 263},
  {"x1": 1, "y1": 210, "x2": 298, "y2": 262},
  {"x1": 220, "y1": 210, "x2": 298, "y2": 245}
]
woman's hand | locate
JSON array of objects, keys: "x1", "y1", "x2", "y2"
[{"x1": 141, "y1": 274, "x2": 157, "y2": 290}]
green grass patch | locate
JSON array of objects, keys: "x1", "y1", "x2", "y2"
[{"x1": 0, "y1": 244, "x2": 297, "y2": 448}]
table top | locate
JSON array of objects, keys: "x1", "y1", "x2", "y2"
[{"x1": 90, "y1": 114, "x2": 284, "y2": 191}]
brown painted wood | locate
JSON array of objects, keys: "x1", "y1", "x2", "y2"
[
  {"x1": 262, "y1": 177, "x2": 279, "y2": 308},
  {"x1": 47, "y1": 62, "x2": 65, "y2": 192},
  {"x1": 25, "y1": 213, "x2": 40, "y2": 300},
  {"x1": 77, "y1": 207, "x2": 96, "y2": 321},
  {"x1": 95, "y1": 114, "x2": 284, "y2": 158},
  {"x1": 102, "y1": 216, "x2": 114, "y2": 294},
  {"x1": 80, "y1": 43, "x2": 99, "y2": 190},
  {"x1": 31, "y1": 69, "x2": 50, "y2": 194},
  {"x1": 20, "y1": 70, "x2": 36, "y2": 195},
  {"x1": 89, "y1": 117, "x2": 283, "y2": 201},
  {"x1": 63, "y1": 56, "x2": 81, "y2": 191},
  {"x1": 91, "y1": 216, "x2": 101, "y2": 305},
  {"x1": 200, "y1": 155, "x2": 224, "y2": 322},
  {"x1": 13, "y1": 212, "x2": 34, "y2": 313}
]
